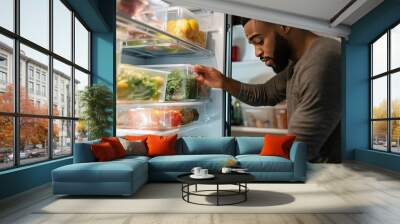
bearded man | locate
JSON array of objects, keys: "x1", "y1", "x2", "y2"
[{"x1": 194, "y1": 18, "x2": 341, "y2": 162}]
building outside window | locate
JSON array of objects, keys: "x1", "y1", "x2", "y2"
[
  {"x1": 28, "y1": 81, "x2": 34, "y2": 94},
  {"x1": 371, "y1": 22, "x2": 400, "y2": 154},
  {"x1": 28, "y1": 66, "x2": 34, "y2": 80},
  {"x1": 42, "y1": 85, "x2": 46, "y2": 97},
  {"x1": 0, "y1": 0, "x2": 91, "y2": 170},
  {"x1": 41, "y1": 73, "x2": 46, "y2": 83},
  {"x1": 35, "y1": 69, "x2": 40, "y2": 81},
  {"x1": 0, "y1": 71, "x2": 6, "y2": 85},
  {"x1": 0, "y1": 54, "x2": 7, "y2": 88}
]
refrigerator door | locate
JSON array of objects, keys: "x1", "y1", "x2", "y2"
[{"x1": 116, "y1": 4, "x2": 226, "y2": 137}]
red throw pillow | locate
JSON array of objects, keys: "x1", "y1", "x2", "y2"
[
  {"x1": 260, "y1": 134, "x2": 296, "y2": 159},
  {"x1": 125, "y1": 135, "x2": 148, "y2": 141},
  {"x1": 101, "y1": 137, "x2": 127, "y2": 158},
  {"x1": 91, "y1": 142, "x2": 117, "y2": 161},
  {"x1": 146, "y1": 135, "x2": 177, "y2": 157}
]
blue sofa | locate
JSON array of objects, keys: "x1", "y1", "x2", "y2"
[{"x1": 52, "y1": 137, "x2": 307, "y2": 196}]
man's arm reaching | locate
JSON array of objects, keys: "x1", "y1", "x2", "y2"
[{"x1": 193, "y1": 64, "x2": 288, "y2": 106}]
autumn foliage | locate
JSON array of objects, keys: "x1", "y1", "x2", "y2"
[
  {"x1": 372, "y1": 99, "x2": 400, "y2": 141},
  {"x1": 0, "y1": 85, "x2": 59, "y2": 150}
]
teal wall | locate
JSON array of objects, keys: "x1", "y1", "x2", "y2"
[
  {"x1": 0, "y1": 158, "x2": 72, "y2": 199},
  {"x1": 91, "y1": 0, "x2": 116, "y2": 135},
  {"x1": 344, "y1": 0, "x2": 400, "y2": 171},
  {"x1": 0, "y1": 0, "x2": 115, "y2": 200}
]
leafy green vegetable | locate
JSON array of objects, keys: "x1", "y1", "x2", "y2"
[
  {"x1": 166, "y1": 69, "x2": 198, "y2": 101},
  {"x1": 165, "y1": 70, "x2": 184, "y2": 101}
]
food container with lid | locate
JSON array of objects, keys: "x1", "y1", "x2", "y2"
[{"x1": 117, "y1": 64, "x2": 168, "y2": 102}]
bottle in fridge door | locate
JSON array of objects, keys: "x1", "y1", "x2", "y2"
[{"x1": 116, "y1": 1, "x2": 225, "y2": 137}]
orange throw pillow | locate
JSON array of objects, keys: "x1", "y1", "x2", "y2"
[
  {"x1": 101, "y1": 137, "x2": 127, "y2": 158},
  {"x1": 146, "y1": 135, "x2": 177, "y2": 157},
  {"x1": 260, "y1": 134, "x2": 296, "y2": 159},
  {"x1": 125, "y1": 135, "x2": 148, "y2": 141},
  {"x1": 91, "y1": 142, "x2": 117, "y2": 161}
]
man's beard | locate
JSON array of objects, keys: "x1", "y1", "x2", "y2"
[{"x1": 261, "y1": 33, "x2": 291, "y2": 73}]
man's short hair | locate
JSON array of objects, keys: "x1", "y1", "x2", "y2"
[{"x1": 232, "y1": 16, "x2": 251, "y2": 26}]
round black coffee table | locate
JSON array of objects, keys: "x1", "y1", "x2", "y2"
[{"x1": 177, "y1": 173, "x2": 255, "y2": 206}]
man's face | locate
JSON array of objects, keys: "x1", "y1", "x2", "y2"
[{"x1": 244, "y1": 20, "x2": 291, "y2": 73}]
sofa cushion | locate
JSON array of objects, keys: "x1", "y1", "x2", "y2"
[
  {"x1": 236, "y1": 155, "x2": 293, "y2": 172},
  {"x1": 147, "y1": 135, "x2": 177, "y2": 157},
  {"x1": 236, "y1": 137, "x2": 263, "y2": 155},
  {"x1": 149, "y1": 154, "x2": 235, "y2": 172},
  {"x1": 118, "y1": 138, "x2": 147, "y2": 156},
  {"x1": 179, "y1": 137, "x2": 235, "y2": 155},
  {"x1": 73, "y1": 139, "x2": 100, "y2": 163},
  {"x1": 52, "y1": 159, "x2": 147, "y2": 183},
  {"x1": 91, "y1": 142, "x2": 118, "y2": 161},
  {"x1": 115, "y1": 155, "x2": 150, "y2": 164},
  {"x1": 260, "y1": 134, "x2": 296, "y2": 159},
  {"x1": 101, "y1": 137, "x2": 127, "y2": 158}
]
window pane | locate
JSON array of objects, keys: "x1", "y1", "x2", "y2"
[
  {"x1": 53, "y1": 59, "x2": 72, "y2": 117},
  {"x1": 391, "y1": 120, "x2": 400, "y2": 153},
  {"x1": 391, "y1": 24, "x2": 400, "y2": 70},
  {"x1": 74, "y1": 18, "x2": 89, "y2": 70},
  {"x1": 20, "y1": 117, "x2": 49, "y2": 165},
  {"x1": 372, "y1": 33, "x2": 387, "y2": 76},
  {"x1": 20, "y1": 0, "x2": 49, "y2": 49},
  {"x1": 391, "y1": 72, "x2": 400, "y2": 118},
  {"x1": 53, "y1": 0, "x2": 72, "y2": 60},
  {"x1": 372, "y1": 121, "x2": 388, "y2": 151},
  {"x1": 372, "y1": 77, "x2": 387, "y2": 119},
  {"x1": 0, "y1": 35, "x2": 14, "y2": 112},
  {"x1": 75, "y1": 120, "x2": 88, "y2": 143},
  {"x1": 74, "y1": 69, "x2": 89, "y2": 118},
  {"x1": 20, "y1": 44, "x2": 49, "y2": 115},
  {"x1": 53, "y1": 119, "x2": 72, "y2": 158},
  {"x1": 0, "y1": 0, "x2": 14, "y2": 31},
  {"x1": 0, "y1": 116, "x2": 13, "y2": 170}
]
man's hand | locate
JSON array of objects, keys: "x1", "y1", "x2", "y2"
[
  {"x1": 193, "y1": 64, "x2": 226, "y2": 89},
  {"x1": 192, "y1": 64, "x2": 241, "y2": 96}
]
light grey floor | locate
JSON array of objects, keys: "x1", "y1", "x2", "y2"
[{"x1": 1, "y1": 162, "x2": 400, "y2": 224}]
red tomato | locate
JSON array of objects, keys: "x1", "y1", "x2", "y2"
[{"x1": 171, "y1": 111, "x2": 183, "y2": 127}]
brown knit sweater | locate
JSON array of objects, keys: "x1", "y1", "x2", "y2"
[{"x1": 232, "y1": 37, "x2": 342, "y2": 162}]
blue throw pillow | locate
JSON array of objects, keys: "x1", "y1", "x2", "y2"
[
  {"x1": 180, "y1": 137, "x2": 235, "y2": 155},
  {"x1": 236, "y1": 137, "x2": 264, "y2": 155}
]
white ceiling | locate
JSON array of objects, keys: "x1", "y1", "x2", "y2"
[
  {"x1": 167, "y1": 0, "x2": 384, "y2": 37},
  {"x1": 224, "y1": 0, "x2": 352, "y2": 22}
]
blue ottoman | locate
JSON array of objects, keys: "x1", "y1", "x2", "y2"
[{"x1": 52, "y1": 157, "x2": 148, "y2": 196}]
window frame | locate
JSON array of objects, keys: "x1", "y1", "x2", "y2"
[
  {"x1": 0, "y1": 0, "x2": 92, "y2": 171},
  {"x1": 370, "y1": 20, "x2": 400, "y2": 154}
]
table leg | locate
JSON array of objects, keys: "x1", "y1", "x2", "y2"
[
  {"x1": 195, "y1": 184, "x2": 198, "y2": 192},
  {"x1": 217, "y1": 184, "x2": 219, "y2": 206},
  {"x1": 187, "y1": 184, "x2": 190, "y2": 202},
  {"x1": 245, "y1": 183, "x2": 247, "y2": 201}
]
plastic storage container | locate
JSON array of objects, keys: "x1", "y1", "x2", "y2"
[
  {"x1": 241, "y1": 104, "x2": 277, "y2": 128},
  {"x1": 117, "y1": 103, "x2": 205, "y2": 130},
  {"x1": 142, "y1": 64, "x2": 210, "y2": 101},
  {"x1": 117, "y1": 0, "x2": 168, "y2": 29},
  {"x1": 163, "y1": 7, "x2": 207, "y2": 48},
  {"x1": 117, "y1": 64, "x2": 168, "y2": 102}
]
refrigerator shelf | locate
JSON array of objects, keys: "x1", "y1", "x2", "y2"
[
  {"x1": 231, "y1": 126, "x2": 289, "y2": 135},
  {"x1": 117, "y1": 99, "x2": 209, "y2": 108},
  {"x1": 117, "y1": 13, "x2": 213, "y2": 58},
  {"x1": 116, "y1": 121, "x2": 201, "y2": 136}
]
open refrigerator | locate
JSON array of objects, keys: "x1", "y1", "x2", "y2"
[{"x1": 116, "y1": 0, "x2": 226, "y2": 137}]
